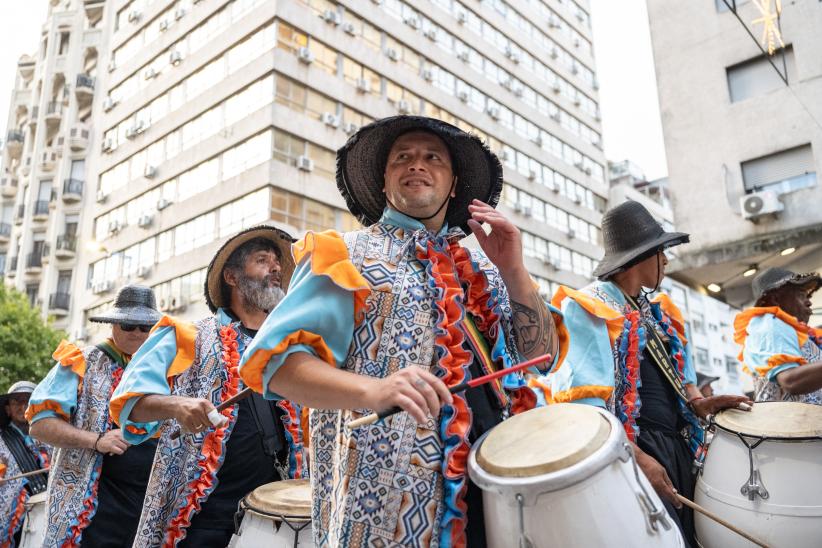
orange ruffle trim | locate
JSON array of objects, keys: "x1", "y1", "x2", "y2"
[
  {"x1": 651, "y1": 294, "x2": 688, "y2": 346},
  {"x1": 109, "y1": 391, "x2": 146, "y2": 429},
  {"x1": 293, "y1": 230, "x2": 371, "y2": 321},
  {"x1": 3, "y1": 486, "x2": 27, "y2": 546},
  {"x1": 24, "y1": 399, "x2": 70, "y2": 423},
  {"x1": 734, "y1": 307, "x2": 815, "y2": 375},
  {"x1": 240, "y1": 330, "x2": 335, "y2": 394},
  {"x1": 150, "y1": 316, "x2": 199, "y2": 379},
  {"x1": 53, "y1": 339, "x2": 86, "y2": 377},
  {"x1": 552, "y1": 285, "x2": 625, "y2": 370}
]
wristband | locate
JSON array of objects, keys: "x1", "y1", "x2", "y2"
[
  {"x1": 93, "y1": 432, "x2": 105, "y2": 452},
  {"x1": 687, "y1": 396, "x2": 705, "y2": 411},
  {"x1": 207, "y1": 409, "x2": 227, "y2": 427}
]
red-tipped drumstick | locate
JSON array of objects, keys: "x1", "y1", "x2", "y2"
[{"x1": 347, "y1": 353, "x2": 552, "y2": 429}]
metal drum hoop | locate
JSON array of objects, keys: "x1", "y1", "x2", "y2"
[{"x1": 233, "y1": 497, "x2": 311, "y2": 548}]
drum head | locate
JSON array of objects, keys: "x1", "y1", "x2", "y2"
[
  {"x1": 714, "y1": 401, "x2": 822, "y2": 439},
  {"x1": 244, "y1": 479, "x2": 312, "y2": 518},
  {"x1": 476, "y1": 404, "x2": 611, "y2": 477},
  {"x1": 27, "y1": 492, "x2": 47, "y2": 505}
]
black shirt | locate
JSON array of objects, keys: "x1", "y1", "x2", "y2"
[{"x1": 636, "y1": 346, "x2": 681, "y2": 434}]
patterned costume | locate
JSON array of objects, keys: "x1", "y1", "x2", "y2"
[
  {"x1": 25, "y1": 340, "x2": 130, "y2": 547},
  {"x1": 735, "y1": 306, "x2": 822, "y2": 404},
  {"x1": 110, "y1": 309, "x2": 306, "y2": 547},
  {"x1": 240, "y1": 209, "x2": 540, "y2": 547},
  {"x1": 0, "y1": 424, "x2": 49, "y2": 547}
]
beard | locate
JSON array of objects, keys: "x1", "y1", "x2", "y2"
[{"x1": 236, "y1": 272, "x2": 286, "y2": 313}]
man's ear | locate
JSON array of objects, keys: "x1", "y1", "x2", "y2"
[{"x1": 223, "y1": 268, "x2": 238, "y2": 288}]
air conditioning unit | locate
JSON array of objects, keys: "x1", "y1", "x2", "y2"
[
  {"x1": 487, "y1": 106, "x2": 500, "y2": 120},
  {"x1": 514, "y1": 203, "x2": 524, "y2": 213},
  {"x1": 498, "y1": 149, "x2": 510, "y2": 161},
  {"x1": 102, "y1": 96, "x2": 117, "y2": 111},
  {"x1": 500, "y1": 78, "x2": 512, "y2": 90},
  {"x1": 550, "y1": 47, "x2": 559, "y2": 59},
  {"x1": 144, "y1": 67, "x2": 158, "y2": 80},
  {"x1": 549, "y1": 181, "x2": 559, "y2": 193},
  {"x1": 574, "y1": 97, "x2": 582, "y2": 106},
  {"x1": 541, "y1": 256, "x2": 557, "y2": 269},
  {"x1": 128, "y1": 10, "x2": 141, "y2": 23},
  {"x1": 573, "y1": 194, "x2": 583, "y2": 204},
  {"x1": 528, "y1": 169, "x2": 538, "y2": 181},
  {"x1": 96, "y1": 190, "x2": 108, "y2": 203},
  {"x1": 457, "y1": 90, "x2": 469, "y2": 102},
  {"x1": 523, "y1": 206, "x2": 533, "y2": 217},
  {"x1": 532, "y1": 135, "x2": 543, "y2": 147},
  {"x1": 404, "y1": 16, "x2": 421, "y2": 29},
  {"x1": 740, "y1": 191, "x2": 783, "y2": 220},
  {"x1": 551, "y1": 83, "x2": 561, "y2": 94},
  {"x1": 136, "y1": 265, "x2": 152, "y2": 278},
  {"x1": 174, "y1": 8, "x2": 186, "y2": 20},
  {"x1": 548, "y1": 15, "x2": 560, "y2": 28},
  {"x1": 422, "y1": 69, "x2": 434, "y2": 82},
  {"x1": 93, "y1": 280, "x2": 114, "y2": 294},
  {"x1": 143, "y1": 165, "x2": 158, "y2": 178},
  {"x1": 159, "y1": 19, "x2": 169, "y2": 31},
  {"x1": 137, "y1": 214, "x2": 153, "y2": 228},
  {"x1": 125, "y1": 127, "x2": 137, "y2": 139},
  {"x1": 457, "y1": 51, "x2": 469, "y2": 63},
  {"x1": 550, "y1": 112, "x2": 561, "y2": 122},
  {"x1": 297, "y1": 47, "x2": 314, "y2": 64},
  {"x1": 424, "y1": 29, "x2": 437, "y2": 41},
  {"x1": 584, "y1": 166, "x2": 592, "y2": 175},
  {"x1": 320, "y1": 112, "x2": 340, "y2": 128},
  {"x1": 322, "y1": 9, "x2": 341, "y2": 25},
  {"x1": 386, "y1": 48, "x2": 399, "y2": 61},
  {"x1": 342, "y1": 22, "x2": 356, "y2": 35},
  {"x1": 343, "y1": 122, "x2": 359, "y2": 135},
  {"x1": 157, "y1": 198, "x2": 172, "y2": 210},
  {"x1": 594, "y1": 111, "x2": 602, "y2": 121},
  {"x1": 169, "y1": 51, "x2": 183, "y2": 66},
  {"x1": 505, "y1": 47, "x2": 520, "y2": 64},
  {"x1": 170, "y1": 294, "x2": 187, "y2": 312},
  {"x1": 296, "y1": 155, "x2": 314, "y2": 172},
  {"x1": 107, "y1": 59, "x2": 117, "y2": 72},
  {"x1": 592, "y1": 137, "x2": 602, "y2": 150},
  {"x1": 457, "y1": 11, "x2": 467, "y2": 24},
  {"x1": 592, "y1": 79, "x2": 600, "y2": 91},
  {"x1": 567, "y1": 228, "x2": 576, "y2": 239},
  {"x1": 159, "y1": 297, "x2": 170, "y2": 311},
  {"x1": 571, "y1": 63, "x2": 579, "y2": 75},
  {"x1": 108, "y1": 220, "x2": 122, "y2": 235},
  {"x1": 101, "y1": 138, "x2": 114, "y2": 152},
  {"x1": 573, "y1": 37, "x2": 581, "y2": 48},
  {"x1": 355, "y1": 78, "x2": 371, "y2": 93},
  {"x1": 574, "y1": 160, "x2": 585, "y2": 171},
  {"x1": 371, "y1": 0, "x2": 382, "y2": 4},
  {"x1": 398, "y1": 100, "x2": 411, "y2": 114},
  {"x1": 513, "y1": 85, "x2": 524, "y2": 97}
]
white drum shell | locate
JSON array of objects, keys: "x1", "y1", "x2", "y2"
[
  {"x1": 695, "y1": 427, "x2": 822, "y2": 548},
  {"x1": 228, "y1": 510, "x2": 315, "y2": 548},
  {"x1": 468, "y1": 407, "x2": 684, "y2": 548},
  {"x1": 19, "y1": 492, "x2": 47, "y2": 548}
]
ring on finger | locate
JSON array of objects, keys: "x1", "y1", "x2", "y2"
[{"x1": 413, "y1": 378, "x2": 426, "y2": 389}]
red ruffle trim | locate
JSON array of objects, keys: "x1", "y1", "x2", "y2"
[
  {"x1": 622, "y1": 311, "x2": 641, "y2": 443},
  {"x1": 3, "y1": 487, "x2": 28, "y2": 548}
]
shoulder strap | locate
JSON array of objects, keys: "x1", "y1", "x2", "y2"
[{"x1": 246, "y1": 391, "x2": 286, "y2": 458}]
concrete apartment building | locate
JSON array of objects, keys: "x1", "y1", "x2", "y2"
[
  {"x1": 0, "y1": 0, "x2": 107, "y2": 334},
  {"x1": 73, "y1": 0, "x2": 607, "y2": 340},
  {"x1": 646, "y1": 0, "x2": 822, "y2": 321},
  {"x1": 608, "y1": 159, "x2": 745, "y2": 395}
]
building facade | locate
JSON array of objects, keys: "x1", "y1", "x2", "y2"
[
  {"x1": 0, "y1": 0, "x2": 107, "y2": 333},
  {"x1": 646, "y1": 0, "x2": 822, "y2": 321}
]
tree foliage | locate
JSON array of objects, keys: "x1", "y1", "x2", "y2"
[{"x1": 0, "y1": 283, "x2": 66, "y2": 392}]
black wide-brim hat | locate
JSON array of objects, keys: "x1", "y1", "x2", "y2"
[
  {"x1": 205, "y1": 225, "x2": 296, "y2": 313},
  {"x1": 593, "y1": 200, "x2": 690, "y2": 279},
  {"x1": 89, "y1": 284, "x2": 162, "y2": 327},
  {"x1": 752, "y1": 267, "x2": 821, "y2": 302},
  {"x1": 336, "y1": 115, "x2": 503, "y2": 235}
]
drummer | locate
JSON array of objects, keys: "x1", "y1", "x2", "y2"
[
  {"x1": 541, "y1": 201, "x2": 751, "y2": 546},
  {"x1": 734, "y1": 267, "x2": 822, "y2": 404},
  {"x1": 238, "y1": 116, "x2": 559, "y2": 546},
  {"x1": 110, "y1": 226, "x2": 306, "y2": 547}
]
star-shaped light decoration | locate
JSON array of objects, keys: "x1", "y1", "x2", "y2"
[{"x1": 751, "y1": 0, "x2": 784, "y2": 55}]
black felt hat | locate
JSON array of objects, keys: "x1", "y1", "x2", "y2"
[
  {"x1": 336, "y1": 115, "x2": 503, "y2": 235},
  {"x1": 752, "y1": 267, "x2": 821, "y2": 302},
  {"x1": 593, "y1": 201, "x2": 690, "y2": 279},
  {"x1": 205, "y1": 225, "x2": 295, "y2": 313},
  {"x1": 88, "y1": 284, "x2": 162, "y2": 327}
]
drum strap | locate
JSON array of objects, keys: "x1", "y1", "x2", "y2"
[
  {"x1": 246, "y1": 391, "x2": 286, "y2": 461},
  {"x1": 623, "y1": 294, "x2": 688, "y2": 402},
  {"x1": 1, "y1": 426, "x2": 48, "y2": 494}
]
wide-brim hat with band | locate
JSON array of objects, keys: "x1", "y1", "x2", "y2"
[
  {"x1": 752, "y1": 267, "x2": 821, "y2": 302},
  {"x1": 336, "y1": 115, "x2": 504, "y2": 235},
  {"x1": 89, "y1": 284, "x2": 163, "y2": 327},
  {"x1": 593, "y1": 200, "x2": 690, "y2": 279},
  {"x1": 205, "y1": 224, "x2": 296, "y2": 313},
  {"x1": 1, "y1": 381, "x2": 38, "y2": 427}
]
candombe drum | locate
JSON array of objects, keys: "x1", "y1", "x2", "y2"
[
  {"x1": 468, "y1": 404, "x2": 684, "y2": 547},
  {"x1": 695, "y1": 401, "x2": 822, "y2": 548},
  {"x1": 19, "y1": 491, "x2": 47, "y2": 548},
  {"x1": 228, "y1": 479, "x2": 316, "y2": 548}
]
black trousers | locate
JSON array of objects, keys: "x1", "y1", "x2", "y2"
[{"x1": 637, "y1": 426, "x2": 696, "y2": 548}]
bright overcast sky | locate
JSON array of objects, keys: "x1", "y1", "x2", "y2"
[{"x1": 1, "y1": 1, "x2": 669, "y2": 180}]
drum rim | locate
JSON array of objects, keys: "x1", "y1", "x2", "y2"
[{"x1": 711, "y1": 420, "x2": 822, "y2": 442}]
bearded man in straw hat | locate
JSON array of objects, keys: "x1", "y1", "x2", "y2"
[
  {"x1": 239, "y1": 116, "x2": 560, "y2": 547},
  {"x1": 735, "y1": 267, "x2": 822, "y2": 404},
  {"x1": 110, "y1": 225, "x2": 307, "y2": 547},
  {"x1": 26, "y1": 285, "x2": 161, "y2": 547},
  {"x1": 540, "y1": 201, "x2": 751, "y2": 546},
  {"x1": 0, "y1": 381, "x2": 49, "y2": 546}
]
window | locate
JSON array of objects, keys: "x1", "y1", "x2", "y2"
[
  {"x1": 695, "y1": 348, "x2": 709, "y2": 368},
  {"x1": 58, "y1": 32, "x2": 70, "y2": 56},
  {"x1": 726, "y1": 47, "x2": 795, "y2": 103},
  {"x1": 692, "y1": 311, "x2": 705, "y2": 334},
  {"x1": 725, "y1": 356, "x2": 739, "y2": 380},
  {"x1": 741, "y1": 144, "x2": 816, "y2": 194},
  {"x1": 26, "y1": 284, "x2": 39, "y2": 307}
]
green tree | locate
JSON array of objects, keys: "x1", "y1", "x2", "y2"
[{"x1": 0, "y1": 283, "x2": 66, "y2": 392}]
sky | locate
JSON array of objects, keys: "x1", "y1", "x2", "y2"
[{"x1": 0, "y1": 1, "x2": 669, "y2": 180}]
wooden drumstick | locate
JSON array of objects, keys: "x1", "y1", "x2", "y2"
[
  {"x1": 169, "y1": 387, "x2": 254, "y2": 440},
  {"x1": 674, "y1": 494, "x2": 770, "y2": 548},
  {"x1": 347, "y1": 353, "x2": 552, "y2": 429},
  {"x1": 0, "y1": 467, "x2": 49, "y2": 484}
]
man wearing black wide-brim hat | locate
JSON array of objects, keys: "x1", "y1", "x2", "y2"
[
  {"x1": 110, "y1": 225, "x2": 307, "y2": 547},
  {"x1": 26, "y1": 284, "x2": 161, "y2": 546},
  {"x1": 735, "y1": 267, "x2": 822, "y2": 404},
  {"x1": 239, "y1": 116, "x2": 560, "y2": 546},
  {"x1": 546, "y1": 201, "x2": 750, "y2": 546}
]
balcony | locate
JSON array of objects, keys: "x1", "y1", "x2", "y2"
[
  {"x1": 1, "y1": 175, "x2": 18, "y2": 198},
  {"x1": 68, "y1": 125, "x2": 89, "y2": 151},
  {"x1": 0, "y1": 222, "x2": 11, "y2": 243},
  {"x1": 17, "y1": 55, "x2": 35, "y2": 79},
  {"x1": 5, "y1": 131, "x2": 24, "y2": 158},
  {"x1": 25, "y1": 252, "x2": 42, "y2": 273},
  {"x1": 41, "y1": 243, "x2": 51, "y2": 264},
  {"x1": 75, "y1": 74, "x2": 94, "y2": 100},
  {"x1": 7, "y1": 255, "x2": 17, "y2": 276},
  {"x1": 48, "y1": 292, "x2": 70, "y2": 315},
  {"x1": 14, "y1": 205, "x2": 24, "y2": 224},
  {"x1": 62, "y1": 178, "x2": 83, "y2": 202},
  {"x1": 20, "y1": 156, "x2": 32, "y2": 177},
  {"x1": 27, "y1": 106, "x2": 38, "y2": 130},
  {"x1": 55, "y1": 235, "x2": 77, "y2": 259},
  {"x1": 45, "y1": 101, "x2": 63, "y2": 129},
  {"x1": 33, "y1": 200, "x2": 50, "y2": 221},
  {"x1": 39, "y1": 149, "x2": 58, "y2": 172}
]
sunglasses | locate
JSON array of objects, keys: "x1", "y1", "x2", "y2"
[{"x1": 119, "y1": 324, "x2": 152, "y2": 333}]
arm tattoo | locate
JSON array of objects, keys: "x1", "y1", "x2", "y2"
[{"x1": 511, "y1": 292, "x2": 558, "y2": 363}]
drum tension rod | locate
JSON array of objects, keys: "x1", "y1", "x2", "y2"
[
  {"x1": 515, "y1": 494, "x2": 535, "y2": 548},
  {"x1": 622, "y1": 443, "x2": 672, "y2": 533},
  {"x1": 735, "y1": 433, "x2": 769, "y2": 501}
]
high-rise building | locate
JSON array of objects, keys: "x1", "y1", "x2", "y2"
[
  {"x1": 646, "y1": 0, "x2": 822, "y2": 318},
  {"x1": 4, "y1": 0, "x2": 608, "y2": 342},
  {"x1": 0, "y1": 0, "x2": 108, "y2": 332}
]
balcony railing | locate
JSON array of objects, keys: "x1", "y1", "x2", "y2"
[
  {"x1": 6, "y1": 130, "x2": 24, "y2": 144},
  {"x1": 16, "y1": 204, "x2": 25, "y2": 220},
  {"x1": 56, "y1": 234, "x2": 77, "y2": 253},
  {"x1": 8, "y1": 256, "x2": 18, "y2": 272},
  {"x1": 62, "y1": 178, "x2": 84, "y2": 200},
  {"x1": 76, "y1": 73, "x2": 95, "y2": 90},
  {"x1": 25, "y1": 252, "x2": 42, "y2": 269},
  {"x1": 0, "y1": 222, "x2": 11, "y2": 238},
  {"x1": 46, "y1": 101, "x2": 63, "y2": 117},
  {"x1": 34, "y1": 200, "x2": 50, "y2": 216},
  {"x1": 49, "y1": 292, "x2": 71, "y2": 311}
]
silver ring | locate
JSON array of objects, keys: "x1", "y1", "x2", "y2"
[{"x1": 414, "y1": 378, "x2": 426, "y2": 389}]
